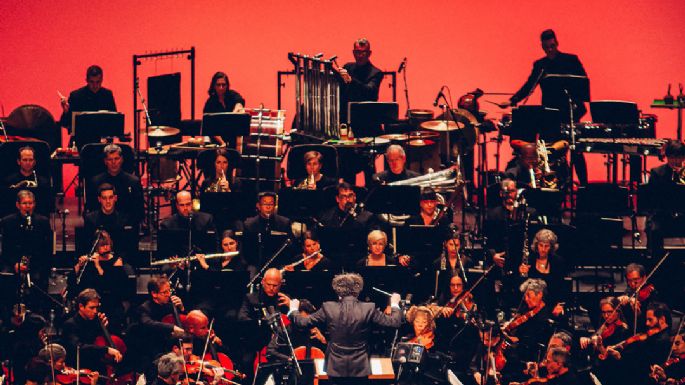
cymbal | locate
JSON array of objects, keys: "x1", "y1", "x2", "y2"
[
  {"x1": 148, "y1": 126, "x2": 180, "y2": 137},
  {"x1": 379, "y1": 134, "x2": 409, "y2": 141},
  {"x1": 420, "y1": 120, "x2": 465, "y2": 132},
  {"x1": 408, "y1": 131, "x2": 439, "y2": 140},
  {"x1": 408, "y1": 139, "x2": 436, "y2": 147}
]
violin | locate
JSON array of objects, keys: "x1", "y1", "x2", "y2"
[
  {"x1": 55, "y1": 368, "x2": 114, "y2": 385},
  {"x1": 637, "y1": 283, "x2": 655, "y2": 302},
  {"x1": 408, "y1": 331, "x2": 436, "y2": 350},
  {"x1": 504, "y1": 304, "x2": 544, "y2": 334},
  {"x1": 600, "y1": 327, "x2": 662, "y2": 359},
  {"x1": 186, "y1": 354, "x2": 244, "y2": 384}
]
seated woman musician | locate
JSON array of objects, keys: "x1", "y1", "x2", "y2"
[
  {"x1": 356, "y1": 229, "x2": 411, "y2": 268},
  {"x1": 196, "y1": 230, "x2": 246, "y2": 271},
  {"x1": 293, "y1": 150, "x2": 337, "y2": 190},
  {"x1": 201, "y1": 149, "x2": 239, "y2": 193},
  {"x1": 404, "y1": 305, "x2": 437, "y2": 350},
  {"x1": 518, "y1": 228, "x2": 567, "y2": 315},
  {"x1": 405, "y1": 187, "x2": 452, "y2": 232},
  {"x1": 283, "y1": 230, "x2": 334, "y2": 272},
  {"x1": 432, "y1": 232, "x2": 473, "y2": 283},
  {"x1": 203, "y1": 71, "x2": 246, "y2": 147}
]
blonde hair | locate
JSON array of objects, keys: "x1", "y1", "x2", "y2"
[{"x1": 367, "y1": 230, "x2": 387, "y2": 247}]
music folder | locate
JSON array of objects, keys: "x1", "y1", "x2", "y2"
[
  {"x1": 202, "y1": 112, "x2": 251, "y2": 137},
  {"x1": 72, "y1": 111, "x2": 124, "y2": 137}
]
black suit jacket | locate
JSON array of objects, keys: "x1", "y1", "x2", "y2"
[
  {"x1": 290, "y1": 296, "x2": 402, "y2": 378},
  {"x1": 87, "y1": 171, "x2": 144, "y2": 225},
  {"x1": 0, "y1": 212, "x2": 52, "y2": 280},
  {"x1": 649, "y1": 164, "x2": 677, "y2": 186}
]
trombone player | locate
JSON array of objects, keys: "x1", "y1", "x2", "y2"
[{"x1": 4, "y1": 146, "x2": 50, "y2": 190}]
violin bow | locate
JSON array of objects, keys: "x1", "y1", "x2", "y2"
[
  {"x1": 631, "y1": 252, "x2": 671, "y2": 335},
  {"x1": 196, "y1": 318, "x2": 216, "y2": 384}
]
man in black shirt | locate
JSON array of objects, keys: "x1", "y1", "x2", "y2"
[
  {"x1": 501, "y1": 29, "x2": 589, "y2": 185},
  {"x1": 83, "y1": 183, "x2": 137, "y2": 262},
  {"x1": 318, "y1": 182, "x2": 375, "y2": 230},
  {"x1": 61, "y1": 289, "x2": 122, "y2": 370},
  {"x1": 241, "y1": 191, "x2": 292, "y2": 269},
  {"x1": 4, "y1": 146, "x2": 51, "y2": 190},
  {"x1": 87, "y1": 144, "x2": 144, "y2": 226},
  {"x1": 336, "y1": 38, "x2": 384, "y2": 123},
  {"x1": 159, "y1": 190, "x2": 218, "y2": 261},
  {"x1": 59, "y1": 65, "x2": 117, "y2": 147},
  {"x1": 372, "y1": 144, "x2": 420, "y2": 184}
]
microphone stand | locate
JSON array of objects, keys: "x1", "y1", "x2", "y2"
[
  {"x1": 0, "y1": 117, "x2": 9, "y2": 143},
  {"x1": 246, "y1": 237, "x2": 293, "y2": 290},
  {"x1": 400, "y1": 59, "x2": 410, "y2": 117},
  {"x1": 77, "y1": 229, "x2": 102, "y2": 285},
  {"x1": 254, "y1": 104, "x2": 268, "y2": 192},
  {"x1": 186, "y1": 214, "x2": 193, "y2": 292},
  {"x1": 262, "y1": 307, "x2": 302, "y2": 378}
]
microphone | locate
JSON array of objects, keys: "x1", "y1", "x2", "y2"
[
  {"x1": 26, "y1": 215, "x2": 32, "y2": 228},
  {"x1": 398, "y1": 57, "x2": 407, "y2": 73},
  {"x1": 433, "y1": 86, "x2": 446, "y2": 107}
]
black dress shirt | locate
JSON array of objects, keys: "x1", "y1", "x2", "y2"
[{"x1": 87, "y1": 171, "x2": 144, "y2": 225}]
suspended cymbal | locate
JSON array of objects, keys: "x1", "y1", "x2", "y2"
[
  {"x1": 379, "y1": 133, "x2": 409, "y2": 142},
  {"x1": 408, "y1": 139, "x2": 436, "y2": 147},
  {"x1": 148, "y1": 126, "x2": 180, "y2": 137},
  {"x1": 408, "y1": 131, "x2": 439, "y2": 140},
  {"x1": 420, "y1": 120, "x2": 465, "y2": 132}
]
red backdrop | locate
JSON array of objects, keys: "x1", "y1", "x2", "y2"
[{"x1": 2, "y1": 0, "x2": 684, "y2": 185}]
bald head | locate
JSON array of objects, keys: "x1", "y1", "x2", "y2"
[
  {"x1": 520, "y1": 143, "x2": 538, "y2": 168},
  {"x1": 176, "y1": 191, "x2": 193, "y2": 217},
  {"x1": 185, "y1": 310, "x2": 209, "y2": 338},
  {"x1": 262, "y1": 268, "x2": 282, "y2": 297}
]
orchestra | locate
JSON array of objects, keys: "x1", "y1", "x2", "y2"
[{"x1": 1, "y1": 28, "x2": 685, "y2": 385}]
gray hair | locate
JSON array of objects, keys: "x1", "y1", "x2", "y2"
[
  {"x1": 550, "y1": 331, "x2": 573, "y2": 349},
  {"x1": 103, "y1": 143, "x2": 122, "y2": 156},
  {"x1": 156, "y1": 352, "x2": 184, "y2": 378},
  {"x1": 367, "y1": 229, "x2": 387, "y2": 247},
  {"x1": 332, "y1": 273, "x2": 364, "y2": 298},
  {"x1": 500, "y1": 178, "x2": 516, "y2": 191},
  {"x1": 625, "y1": 263, "x2": 645, "y2": 277},
  {"x1": 532, "y1": 229, "x2": 559, "y2": 253},
  {"x1": 385, "y1": 144, "x2": 406, "y2": 158},
  {"x1": 38, "y1": 344, "x2": 67, "y2": 363},
  {"x1": 519, "y1": 278, "x2": 547, "y2": 296}
]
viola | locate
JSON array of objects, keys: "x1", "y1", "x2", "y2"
[
  {"x1": 408, "y1": 332, "x2": 436, "y2": 350},
  {"x1": 55, "y1": 368, "x2": 114, "y2": 385},
  {"x1": 601, "y1": 327, "x2": 662, "y2": 359}
]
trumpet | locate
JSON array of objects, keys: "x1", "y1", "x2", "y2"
[
  {"x1": 296, "y1": 173, "x2": 316, "y2": 189},
  {"x1": 151, "y1": 251, "x2": 239, "y2": 266},
  {"x1": 10, "y1": 170, "x2": 38, "y2": 189}
]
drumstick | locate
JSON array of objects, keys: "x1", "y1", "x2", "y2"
[{"x1": 57, "y1": 90, "x2": 67, "y2": 101}]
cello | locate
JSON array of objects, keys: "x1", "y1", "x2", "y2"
[{"x1": 93, "y1": 313, "x2": 132, "y2": 385}]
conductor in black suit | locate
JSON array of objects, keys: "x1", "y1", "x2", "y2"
[{"x1": 288, "y1": 272, "x2": 402, "y2": 385}]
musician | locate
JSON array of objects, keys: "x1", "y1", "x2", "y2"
[
  {"x1": 336, "y1": 38, "x2": 384, "y2": 123},
  {"x1": 293, "y1": 150, "x2": 337, "y2": 190},
  {"x1": 87, "y1": 144, "x2": 144, "y2": 226},
  {"x1": 433, "y1": 233, "x2": 473, "y2": 288},
  {"x1": 184, "y1": 309, "x2": 227, "y2": 358},
  {"x1": 646, "y1": 139, "x2": 685, "y2": 256},
  {"x1": 405, "y1": 187, "x2": 451, "y2": 232},
  {"x1": 60, "y1": 289, "x2": 122, "y2": 371},
  {"x1": 510, "y1": 347, "x2": 578, "y2": 385},
  {"x1": 283, "y1": 230, "x2": 335, "y2": 272},
  {"x1": 129, "y1": 275, "x2": 185, "y2": 374},
  {"x1": 200, "y1": 149, "x2": 240, "y2": 193},
  {"x1": 159, "y1": 190, "x2": 218, "y2": 259},
  {"x1": 4, "y1": 146, "x2": 51, "y2": 191},
  {"x1": 196, "y1": 230, "x2": 246, "y2": 271},
  {"x1": 72, "y1": 230, "x2": 129, "y2": 329},
  {"x1": 203, "y1": 71, "x2": 246, "y2": 147},
  {"x1": 618, "y1": 263, "x2": 659, "y2": 333},
  {"x1": 608, "y1": 302, "x2": 672, "y2": 383},
  {"x1": 32, "y1": 343, "x2": 80, "y2": 385},
  {"x1": 505, "y1": 143, "x2": 541, "y2": 189},
  {"x1": 500, "y1": 29, "x2": 589, "y2": 185},
  {"x1": 650, "y1": 332, "x2": 685, "y2": 385},
  {"x1": 288, "y1": 272, "x2": 402, "y2": 385},
  {"x1": 149, "y1": 353, "x2": 184, "y2": 385},
  {"x1": 504, "y1": 279, "x2": 555, "y2": 365},
  {"x1": 356, "y1": 229, "x2": 411, "y2": 268},
  {"x1": 372, "y1": 144, "x2": 420, "y2": 185},
  {"x1": 579, "y1": 297, "x2": 630, "y2": 385},
  {"x1": 518, "y1": 229, "x2": 568, "y2": 307},
  {"x1": 59, "y1": 65, "x2": 117, "y2": 140},
  {"x1": 241, "y1": 191, "x2": 293, "y2": 268},
  {"x1": 318, "y1": 182, "x2": 376, "y2": 229},
  {"x1": 266, "y1": 299, "x2": 327, "y2": 363},
  {"x1": 0, "y1": 190, "x2": 52, "y2": 290},
  {"x1": 4, "y1": 312, "x2": 49, "y2": 385},
  {"x1": 83, "y1": 183, "x2": 137, "y2": 262}
]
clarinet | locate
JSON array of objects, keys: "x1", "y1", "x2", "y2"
[{"x1": 520, "y1": 205, "x2": 531, "y2": 278}]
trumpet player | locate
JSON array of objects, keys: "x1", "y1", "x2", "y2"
[
  {"x1": 294, "y1": 150, "x2": 337, "y2": 190},
  {"x1": 5, "y1": 146, "x2": 50, "y2": 191},
  {"x1": 201, "y1": 149, "x2": 237, "y2": 193}
]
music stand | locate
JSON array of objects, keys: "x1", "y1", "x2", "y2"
[
  {"x1": 365, "y1": 185, "x2": 420, "y2": 215},
  {"x1": 156, "y1": 227, "x2": 217, "y2": 260},
  {"x1": 348, "y1": 102, "x2": 399, "y2": 138},
  {"x1": 200, "y1": 192, "x2": 253, "y2": 230},
  {"x1": 277, "y1": 189, "x2": 331, "y2": 222},
  {"x1": 72, "y1": 111, "x2": 124, "y2": 149},
  {"x1": 511, "y1": 106, "x2": 562, "y2": 143},
  {"x1": 281, "y1": 271, "x2": 336, "y2": 305},
  {"x1": 638, "y1": 183, "x2": 685, "y2": 214},
  {"x1": 202, "y1": 112, "x2": 251, "y2": 148},
  {"x1": 522, "y1": 188, "x2": 563, "y2": 218},
  {"x1": 317, "y1": 227, "x2": 367, "y2": 270}
]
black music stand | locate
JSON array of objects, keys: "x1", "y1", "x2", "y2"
[
  {"x1": 396, "y1": 225, "x2": 444, "y2": 265},
  {"x1": 638, "y1": 183, "x2": 685, "y2": 214},
  {"x1": 317, "y1": 227, "x2": 367, "y2": 270},
  {"x1": 72, "y1": 111, "x2": 125, "y2": 149},
  {"x1": 522, "y1": 188, "x2": 563, "y2": 218},
  {"x1": 511, "y1": 105, "x2": 562, "y2": 143},
  {"x1": 156, "y1": 227, "x2": 217, "y2": 259},
  {"x1": 365, "y1": 185, "x2": 420, "y2": 215},
  {"x1": 200, "y1": 191, "x2": 253, "y2": 230},
  {"x1": 590, "y1": 101, "x2": 640, "y2": 137},
  {"x1": 281, "y1": 271, "x2": 336, "y2": 305},
  {"x1": 202, "y1": 112, "x2": 251, "y2": 148},
  {"x1": 348, "y1": 102, "x2": 399, "y2": 138},
  {"x1": 277, "y1": 189, "x2": 332, "y2": 222},
  {"x1": 358, "y1": 267, "x2": 413, "y2": 306}
]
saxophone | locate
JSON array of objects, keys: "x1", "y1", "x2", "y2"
[{"x1": 205, "y1": 169, "x2": 230, "y2": 192}]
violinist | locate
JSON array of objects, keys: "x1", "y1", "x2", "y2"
[
  {"x1": 150, "y1": 353, "x2": 184, "y2": 385},
  {"x1": 607, "y1": 302, "x2": 672, "y2": 383},
  {"x1": 129, "y1": 275, "x2": 185, "y2": 376},
  {"x1": 282, "y1": 230, "x2": 335, "y2": 272},
  {"x1": 471, "y1": 326, "x2": 507, "y2": 385},
  {"x1": 61, "y1": 289, "x2": 122, "y2": 372},
  {"x1": 184, "y1": 310, "x2": 227, "y2": 359},
  {"x1": 618, "y1": 263, "x2": 659, "y2": 333},
  {"x1": 511, "y1": 347, "x2": 577, "y2": 385},
  {"x1": 435, "y1": 276, "x2": 477, "y2": 321},
  {"x1": 650, "y1": 332, "x2": 685, "y2": 385},
  {"x1": 503, "y1": 279, "x2": 555, "y2": 364},
  {"x1": 405, "y1": 306, "x2": 437, "y2": 350},
  {"x1": 518, "y1": 229, "x2": 567, "y2": 316},
  {"x1": 35, "y1": 343, "x2": 102, "y2": 385}
]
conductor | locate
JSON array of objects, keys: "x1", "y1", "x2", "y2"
[{"x1": 288, "y1": 272, "x2": 402, "y2": 385}]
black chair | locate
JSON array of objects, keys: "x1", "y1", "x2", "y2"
[
  {"x1": 286, "y1": 144, "x2": 339, "y2": 182},
  {"x1": 0, "y1": 140, "x2": 53, "y2": 217},
  {"x1": 80, "y1": 143, "x2": 136, "y2": 211}
]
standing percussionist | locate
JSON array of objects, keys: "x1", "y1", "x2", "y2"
[
  {"x1": 336, "y1": 38, "x2": 384, "y2": 123},
  {"x1": 59, "y1": 65, "x2": 117, "y2": 148},
  {"x1": 288, "y1": 273, "x2": 402, "y2": 385},
  {"x1": 203, "y1": 71, "x2": 246, "y2": 147},
  {"x1": 500, "y1": 29, "x2": 589, "y2": 185}
]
